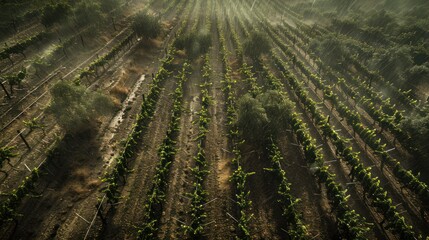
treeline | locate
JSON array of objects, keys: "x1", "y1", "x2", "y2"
[
  {"x1": 290, "y1": 0, "x2": 429, "y2": 90},
  {"x1": 0, "y1": 0, "x2": 124, "y2": 37},
  {"x1": 281, "y1": 0, "x2": 429, "y2": 183}
]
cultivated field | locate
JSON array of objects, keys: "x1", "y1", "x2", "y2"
[{"x1": 0, "y1": 0, "x2": 428, "y2": 239}]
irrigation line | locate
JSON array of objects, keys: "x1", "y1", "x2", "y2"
[
  {"x1": 0, "y1": 25, "x2": 130, "y2": 119},
  {"x1": 0, "y1": 70, "x2": 60, "y2": 122},
  {"x1": 0, "y1": 30, "x2": 142, "y2": 191},
  {"x1": 83, "y1": 195, "x2": 106, "y2": 240},
  {"x1": 0, "y1": 27, "x2": 132, "y2": 136}
]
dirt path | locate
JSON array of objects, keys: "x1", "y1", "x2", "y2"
[
  {"x1": 277, "y1": 135, "x2": 335, "y2": 239},
  {"x1": 202, "y1": 9, "x2": 235, "y2": 239},
  {"x1": 239, "y1": 145, "x2": 285, "y2": 240},
  {"x1": 2, "y1": 0, "x2": 428, "y2": 239},
  {"x1": 157, "y1": 61, "x2": 202, "y2": 239},
  {"x1": 100, "y1": 76, "x2": 177, "y2": 240},
  {"x1": 2, "y1": 37, "x2": 167, "y2": 240},
  {"x1": 0, "y1": 30, "x2": 138, "y2": 193}
]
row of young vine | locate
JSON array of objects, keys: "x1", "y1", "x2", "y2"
[
  {"x1": 264, "y1": 19, "x2": 429, "y2": 211},
  {"x1": 1, "y1": 31, "x2": 48, "y2": 63},
  {"x1": 77, "y1": 31, "x2": 136, "y2": 82},
  {"x1": 136, "y1": 62, "x2": 191, "y2": 239},
  {"x1": 99, "y1": 49, "x2": 175, "y2": 206},
  {"x1": 180, "y1": 5, "x2": 214, "y2": 236},
  {"x1": 224, "y1": 9, "x2": 313, "y2": 238},
  {"x1": 231, "y1": 6, "x2": 369, "y2": 238},
  {"x1": 0, "y1": 135, "x2": 62, "y2": 228},
  {"x1": 272, "y1": 53, "x2": 418, "y2": 239},
  {"x1": 272, "y1": 1, "x2": 420, "y2": 112},
  {"x1": 217, "y1": 11, "x2": 254, "y2": 239},
  {"x1": 278, "y1": 21, "x2": 412, "y2": 148},
  {"x1": 181, "y1": 54, "x2": 211, "y2": 238}
]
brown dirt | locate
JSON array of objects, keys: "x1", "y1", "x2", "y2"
[
  {"x1": 203, "y1": 13, "x2": 235, "y2": 239},
  {"x1": 1, "y1": 0, "x2": 428, "y2": 239}
]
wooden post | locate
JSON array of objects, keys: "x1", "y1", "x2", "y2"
[
  {"x1": 111, "y1": 17, "x2": 117, "y2": 31},
  {"x1": 12, "y1": 19, "x2": 17, "y2": 33},
  {"x1": 18, "y1": 130, "x2": 31, "y2": 149},
  {"x1": 80, "y1": 34, "x2": 85, "y2": 47},
  {"x1": 0, "y1": 81, "x2": 11, "y2": 99}
]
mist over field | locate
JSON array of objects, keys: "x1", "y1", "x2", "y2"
[{"x1": 0, "y1": 0, "x2": 428, "y2": 239}]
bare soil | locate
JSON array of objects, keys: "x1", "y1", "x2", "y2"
[{"x1": 0, "y1": 0, "x2": 427, "y2": 239}]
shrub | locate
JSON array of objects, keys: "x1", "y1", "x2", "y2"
[
  {"x1": 47, "y1": 81, "x2": 115, "y2": 133},
  {"x1": 236, "y1": 94, "x2": 269, "y2": 145},
  {"x1": 73, "y1": 2, "x2": 104, "y2": 27},
  {"x1": 243, "y1": 31, "x2": 271, "y2": 60},
  {"x1": 236, "y1": 91, "x2": 294, "y2": 146},
  {"x1": 132, "y1": 11, "x2": 161, "y2": 39},
  {"x1": 174, "y1": 32, "x2": 211, "y2": 58},
  {"x1": 41, "y1": 3, "x2": 71, "y2": 27}
]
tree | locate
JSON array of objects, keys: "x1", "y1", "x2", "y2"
[
  {"x1": 331, "y1": 18, "x2": 360, "y2": 35},
  {"x1": 366, "y1": 10, "x2": 396, "y2": 30},
  {"x1": 174, "y1": 32, "x2": 211, "y2": 58},
  {"x1": 32, "y1": 56, "x2": 51, "y2": 78},
  {"x1": 397, "y1": 24, "x2": 428, "y2": 45},
  {"x1": 132, "y1": 11, "x2": 161, "y2": 39},
  {"x1": 243, "y1": 31, "x2": 271, "y2": 60},
  {"x1": 41, "y1": 3, "x2": 71, "y2": 27},
  {"x1": 100, "y1": 0, "x2": 120, "y2": 12},
  {"x1": 74, "y1": 2, "x2": 104, "y2": 27},
  {"x1": 410, "y1": 45, "x2": 429, "y2": 65},
  {"x1": 330, "y1": 0, "x2": 356, "y2": 13},
  {"x1": 401, "y1": 106, "x2": 429, "y2": 182},
  {"x1": 236, "y1": 91, "x2": 294, "y2": 146},
  {"x1": 370, "y1": 46, "x2": 413, "y2": 86},
  {"x1": 236, "y1": 94, "x2": 269, "y2": 145},
  {"x1": 310, "y1": 36, "x2": 348, "y2": 69},
  {"x1": 47, "y1": 81, "x2": 115, "y2": 133},
  {"x1": 405, "y1": 64, "x2": 429, "y2": 85},
  {"x1": 401, "y1": 107, "x2": 429, "y2": 148},
  {"x1": 257, "y1": 90, "x2": 294, "y2": 137}
]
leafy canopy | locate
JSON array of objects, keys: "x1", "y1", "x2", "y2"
[
  {"x1": 74, "y1": 2, "x2": 104, "y2": 27},
  {"x1": 41, "y1": 3, "x2": 71, "y2": 27},
  {"x1": 243, "y1": 31, "x2": 271, "y2": 60},
  {"x1": 236, "y1": 91, "x2": 294, "y2": 146},
  {"x1": 174, "y1": 31, "x2": 211, "y2": 58},
  {"x1": 132, "y1": 11, "x2": 161, "y2": 39},
  {"x1": 47, "y1": 81, "x2": 115, "y2": 133}
]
